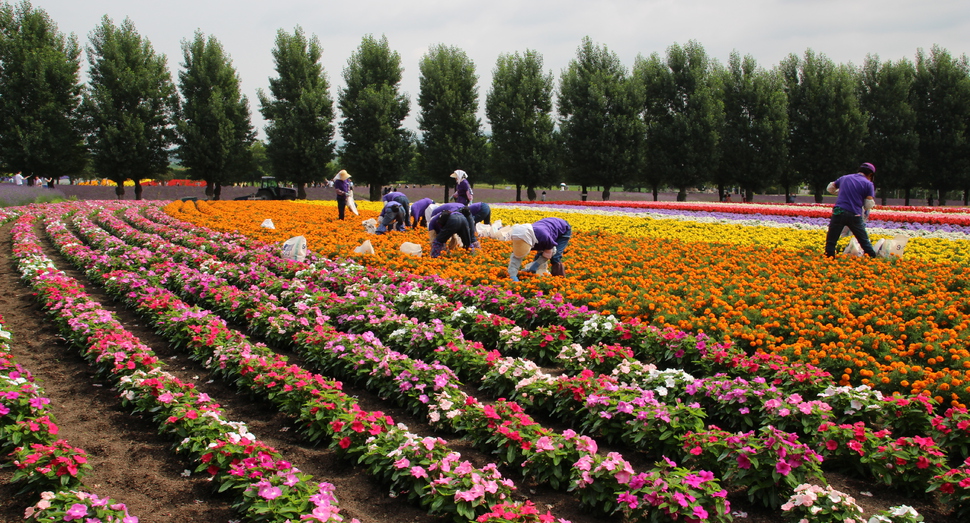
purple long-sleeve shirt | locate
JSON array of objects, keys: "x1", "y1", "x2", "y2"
[
  {"x1": 531, "y1": 217, "x2": 570, "y2": 251},
  {"x1": 410, "y1": 198, "x2": 434, "y2": 226}
]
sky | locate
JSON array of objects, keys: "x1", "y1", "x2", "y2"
[{"x1": 33, "y1": 0, "x2": 970, "y2": 140}]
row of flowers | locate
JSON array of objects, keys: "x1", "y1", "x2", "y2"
[
  {"x1": 0, "y1": 308, "x2": 141, "y2": 522},
  {"x1": 86, "y1": 198, "x2": 735, "y2": 521},
  {"x1": 142, "y1": 202, "x2": 970, "y2": 520},
  {"x1": 45, "y1": 203, "x2": 576, "y2": 523},
  {"x1": 113, "y1": 201, "x2": 962, "y2": 517},
  {"x1": 162, "y1": 199, "x2": 970, "y2": 408},
  {"x1": 13, "y1": 206, "x2": 358, "y2": 523}
]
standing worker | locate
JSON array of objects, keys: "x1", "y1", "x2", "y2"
[
  {"x1": 410, "y1": 198, "x2": 435, "y2": 229},
  {"x1": 451, "y1": 169, "x2": 473, "y2": 205},
  {"x1": 824, "y1": 162, "x2": 877, "y2": 258},
  {"x1": 508, "y1": 217, "x2": 571, "y2": 281},
  {"x1": 333, "y1": 170, "x2": 352, "y2": 220},
  {"x1": 383, "y1": 190, "x2": 411, "y2": 226}
]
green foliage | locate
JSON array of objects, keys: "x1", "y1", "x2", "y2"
[
  {"x1": 635, "y1": 40, "x2": 724, "y2": 201},
  {"x1": 82, "y1": 15, "x2": 180, "y2": 200},
  {"x1": 780, "y1": 49, "x2": 867, "y2": 201},
  {"x1": 717, "y1": 52, "x2": 788, "y2": 201},
  {"x1": 176, "y1": 30, "x2": 256, "y2": 200},
  {"x1": 0, "y1": 1, "x2": 87, "y2": 179},
  {"x1": 486, "y1": 49, "x2": 558, "y2": 201},
  {"x1": 559, "y1": 37, "x2": 642, "y2": 200},
  {"x1": 257, "y1": 26, "x2": 336, "y2": 199},
  {"x1": 860, "y1": 55, "x2": 919, "y2": 201},
  {"x1": 911, "y1": 45, "x2": 970, "y2": 204},
  {"x1": 338, "y1": 34, "x2": 413, "y2": 201},
  {"x1": 416, "y1": 44, "x2": 487, "y2": 197}
]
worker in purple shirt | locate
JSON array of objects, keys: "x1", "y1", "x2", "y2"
[
  {"x1": 508, "y1": 217, "x2": 571, "y2": 281},
  {"x1": 410, "y1": 198, "x2": 434, "y2": 229},
  {"x1": 332, "y1": 170, "x2": 351, "y2": 220},
  {"x1": 824, "y1": 162, "x2": 877, "y2": 257},
  {"x1": 468, "y1": 202, "x2": 491, "y2": 225},
  {"x1": 376, "y1": 200, "x2": 407, "y2": 234},
  {"x1": 450, "y1": 169, "x2": 473, "y2": 205},
  {"x1": 429, "y1": 206, "x2": 479, "y2": 257},
  {"x1": 382, "y1": 191, "x2": 411, "y2": 226}
]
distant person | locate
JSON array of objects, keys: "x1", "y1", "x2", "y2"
[
  {"x1": 508, "y1": 217, "x2": 571, "y2": 281},
  {"x1": 12, "y1": 172, "x2": 24, "y2": 185},
  {"x1": 824, "y1": 162, "x2": 877, "y2": 258},
  {"x1": 333, "y1": 170, "x2": 352, "y2": 220},
  {"x1": 451, "y1": 169, "x2": 473, "y2": 205}
]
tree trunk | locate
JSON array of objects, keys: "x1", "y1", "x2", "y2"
[
  {"x1": 527, "y1": 186, "x2": 536, "y2": 201},
  {"x1": 581, "y1": 185, "x2": 588, "y2": 202},
  {"x1": 515, "y1": 183, "x2": 522, "y2": 202},
  {"x1": 652, "y1": 184, "x2": 659, "y2": 201},
  {"x1": 813, "y1": 189, "x2": 822, "y2": 204},
  {"x1": 904, "y1": 188, "x2": 911, "y2": 206},
  {"x1": 213, "y1": 182, "x2": 222, "y2": 201},
  {"x1": 442, "y1": 185, "x2": 450, "y2": 203},
  {"x1": 676, "y1": 187, "x2": 686, "y2": 202},
  {"x1": 939, "y1": 189, "x2": 946, "y2": 206},
  {"x1": 717, "y1": 183, "x2": 726, "y2": 202},
  {"x1": 134, "y1": 180, "x2": 143, "y2": 200},
  {"x1": 745, "y1": 188, "x2": 754, "y2": 203},
  {"x1": 369, "y1": 184, "x2": 381, "y2": 202},
  {"x1": 205, "y1": 180, "x2": 215, "y2": 199},
  {"x1": 297, "y1": 182, "x2": 307, "y2": 200},
  {"x1": 602, "y1": 186, "x2": 611, "y2": 201},
  {"x1": 115, "y1": 182, "x2": 125, "y2": 200}
]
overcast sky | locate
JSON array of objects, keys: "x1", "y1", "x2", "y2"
[{"x1": 35, "y1": 0, "x2": 970, "y2": 139}]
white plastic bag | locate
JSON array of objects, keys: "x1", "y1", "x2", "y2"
[
  {"x1": 876, "y1": 236, "x2": 909, "y2": 260},
  {"x1": 362, "y1": 218, "x2": 377, "y2": 234},
  {"x1": 843, "y1": 237, "x2": 864, "y2": 257},
  {"x1": 347, "y1": 192, "x2": 359, "y2": 216},
  {"x1": 261, "y1": 218, "x2": 275, "y2": 229},
  {"x1": 353, "y1": 240, "x2": 374, "y2": 255},
  {"x1": 400, "y1": 242, "x2": 422, "y2": 256},
  {"x1": 281, "y1": 236, "x2": 307, "y2": 262}
]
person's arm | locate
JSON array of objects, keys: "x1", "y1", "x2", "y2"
[{"x1": 826, "y1": 182, "x2": 839, "y2": 195}]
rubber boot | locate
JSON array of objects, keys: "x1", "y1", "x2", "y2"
[
  {"x1": 430, "y1": 240, "x2": 445, "y2": 258},
  {"x1": 551, "y1": 261, "x2": 565, "y2": 277}
]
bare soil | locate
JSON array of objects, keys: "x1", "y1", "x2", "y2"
[{"x1": 0, "y1": 209, "x2": 953, "y2": 523}]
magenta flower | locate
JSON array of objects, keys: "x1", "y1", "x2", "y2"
[
  {"x1": 775, "y1": 460, "x2": 792, "y2": 476},
  {"x1": 410, "y1": 466, "x2": 428, "y2": 479},
  {"x1": 63, "y1": 503, "x2": 88, "y2": 521}
]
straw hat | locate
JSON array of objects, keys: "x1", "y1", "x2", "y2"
[{"x1": 335, "y1": 170, "x2": 351, "y2": 181}]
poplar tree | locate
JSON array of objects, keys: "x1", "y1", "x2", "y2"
[
  {"x1": 338, "y1": 34, "x2": 412, "y2": 201},
  {"x1": 486, "y1": 49, "x2": 557, "y2": 201},
  {"x1": 717, "y1": 52, "x2": 788, "y2": 203},
  {"x1": 416, "y1": 44, "x2": 486, "y2": 202},
  {"x1": 258, "y1": 26, "x2": 335, "y2": 199},
  {"x1": 911, "y1": 45, "x2": 970, "y2": 205},
  {"x1": 636, "y1": 40, "x2": 723, "y2": 202},
  {"x1": 559, "y1": 37, "x2": 642, "y2": 201},
  {"x1": 177, "y1": 31, "x2": 255, "y2": 200},
  {"x1": 0, "y1": 1, "x2": 86, "y2": 184},
  {"x1": 83, "y1": 16, "x2": 179, "y2": 200},
  {"x1": 859, "y1": 55, "x2": 919, "y2": 204},
  {"x1": 780, "y1": 49, "x2": 867, "y2": 203}
]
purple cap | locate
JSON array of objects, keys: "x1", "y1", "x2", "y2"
[{"x1": 858, "y1": 162, "x2": 876, "y2": 174}]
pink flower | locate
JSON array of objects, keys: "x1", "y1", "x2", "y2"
[
  {"x1": 63, "y1": 504, "x2": 88, "y2": 521},
  {"x1": 393, "y1": 458, "x2": 410, "y2": 469},
  {"x1": 258, "y1": 483, "x2": 282, "y2": 500},
  {"x1": 737, "y1": 454, "x2": 751, "y2": 469},
  {"x1": 776, "y1": 461, "x2": 792, "y2": 476},
  {"x1": 692, "y1": 506, "x2": 709, "y2": 519},
  {"x1": 410, "y1": 466, "x2": 428, "y2": 479},
  {"x1": 825, "y1": 440, "x2": 838, "y2": 451}
]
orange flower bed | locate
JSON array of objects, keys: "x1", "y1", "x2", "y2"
[{"x1": 164, "y1": 199, "x2": 970, "y2": 408}]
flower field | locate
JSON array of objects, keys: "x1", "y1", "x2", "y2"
[{"x1": 2, "y1": 198, "x2": 970, "y2": 522}]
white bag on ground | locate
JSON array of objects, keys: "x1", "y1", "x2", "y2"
[
  {"x1": 281, "y1": 236, "x2": 308, "y2": 262},
  {"x1": 353, "y1": 240, "x2": 374, "y2": 255},
  {"x1": 843, "y1": 237, "x2": 864, "y2": 257},
  {"x1": 362, "y1": 218, "x2": 377, "y2": 234},
  {"x1": 261, "y1": 218, "x2": 275, "y2": 229},
  {"x1": 495, "y1": 226, "x2": 513, "y2": 241},
  {"x1": 876, "y1": 236, "x2": 909, "y2": 259},
  {"x1": 400, "y1": 242, "x2": 422, "y2": 256}
]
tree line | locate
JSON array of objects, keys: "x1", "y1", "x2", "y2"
[{"x1": 1, "y1": 1, "x2": 969, "y2": 204}]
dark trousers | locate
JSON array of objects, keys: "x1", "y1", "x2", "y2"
[
  {"x1": 336, "y1": 196, "x2": 346, "y2": 220},
  {"x1": 825, "y1": 208, "x2": 875, "y2": 257}
]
